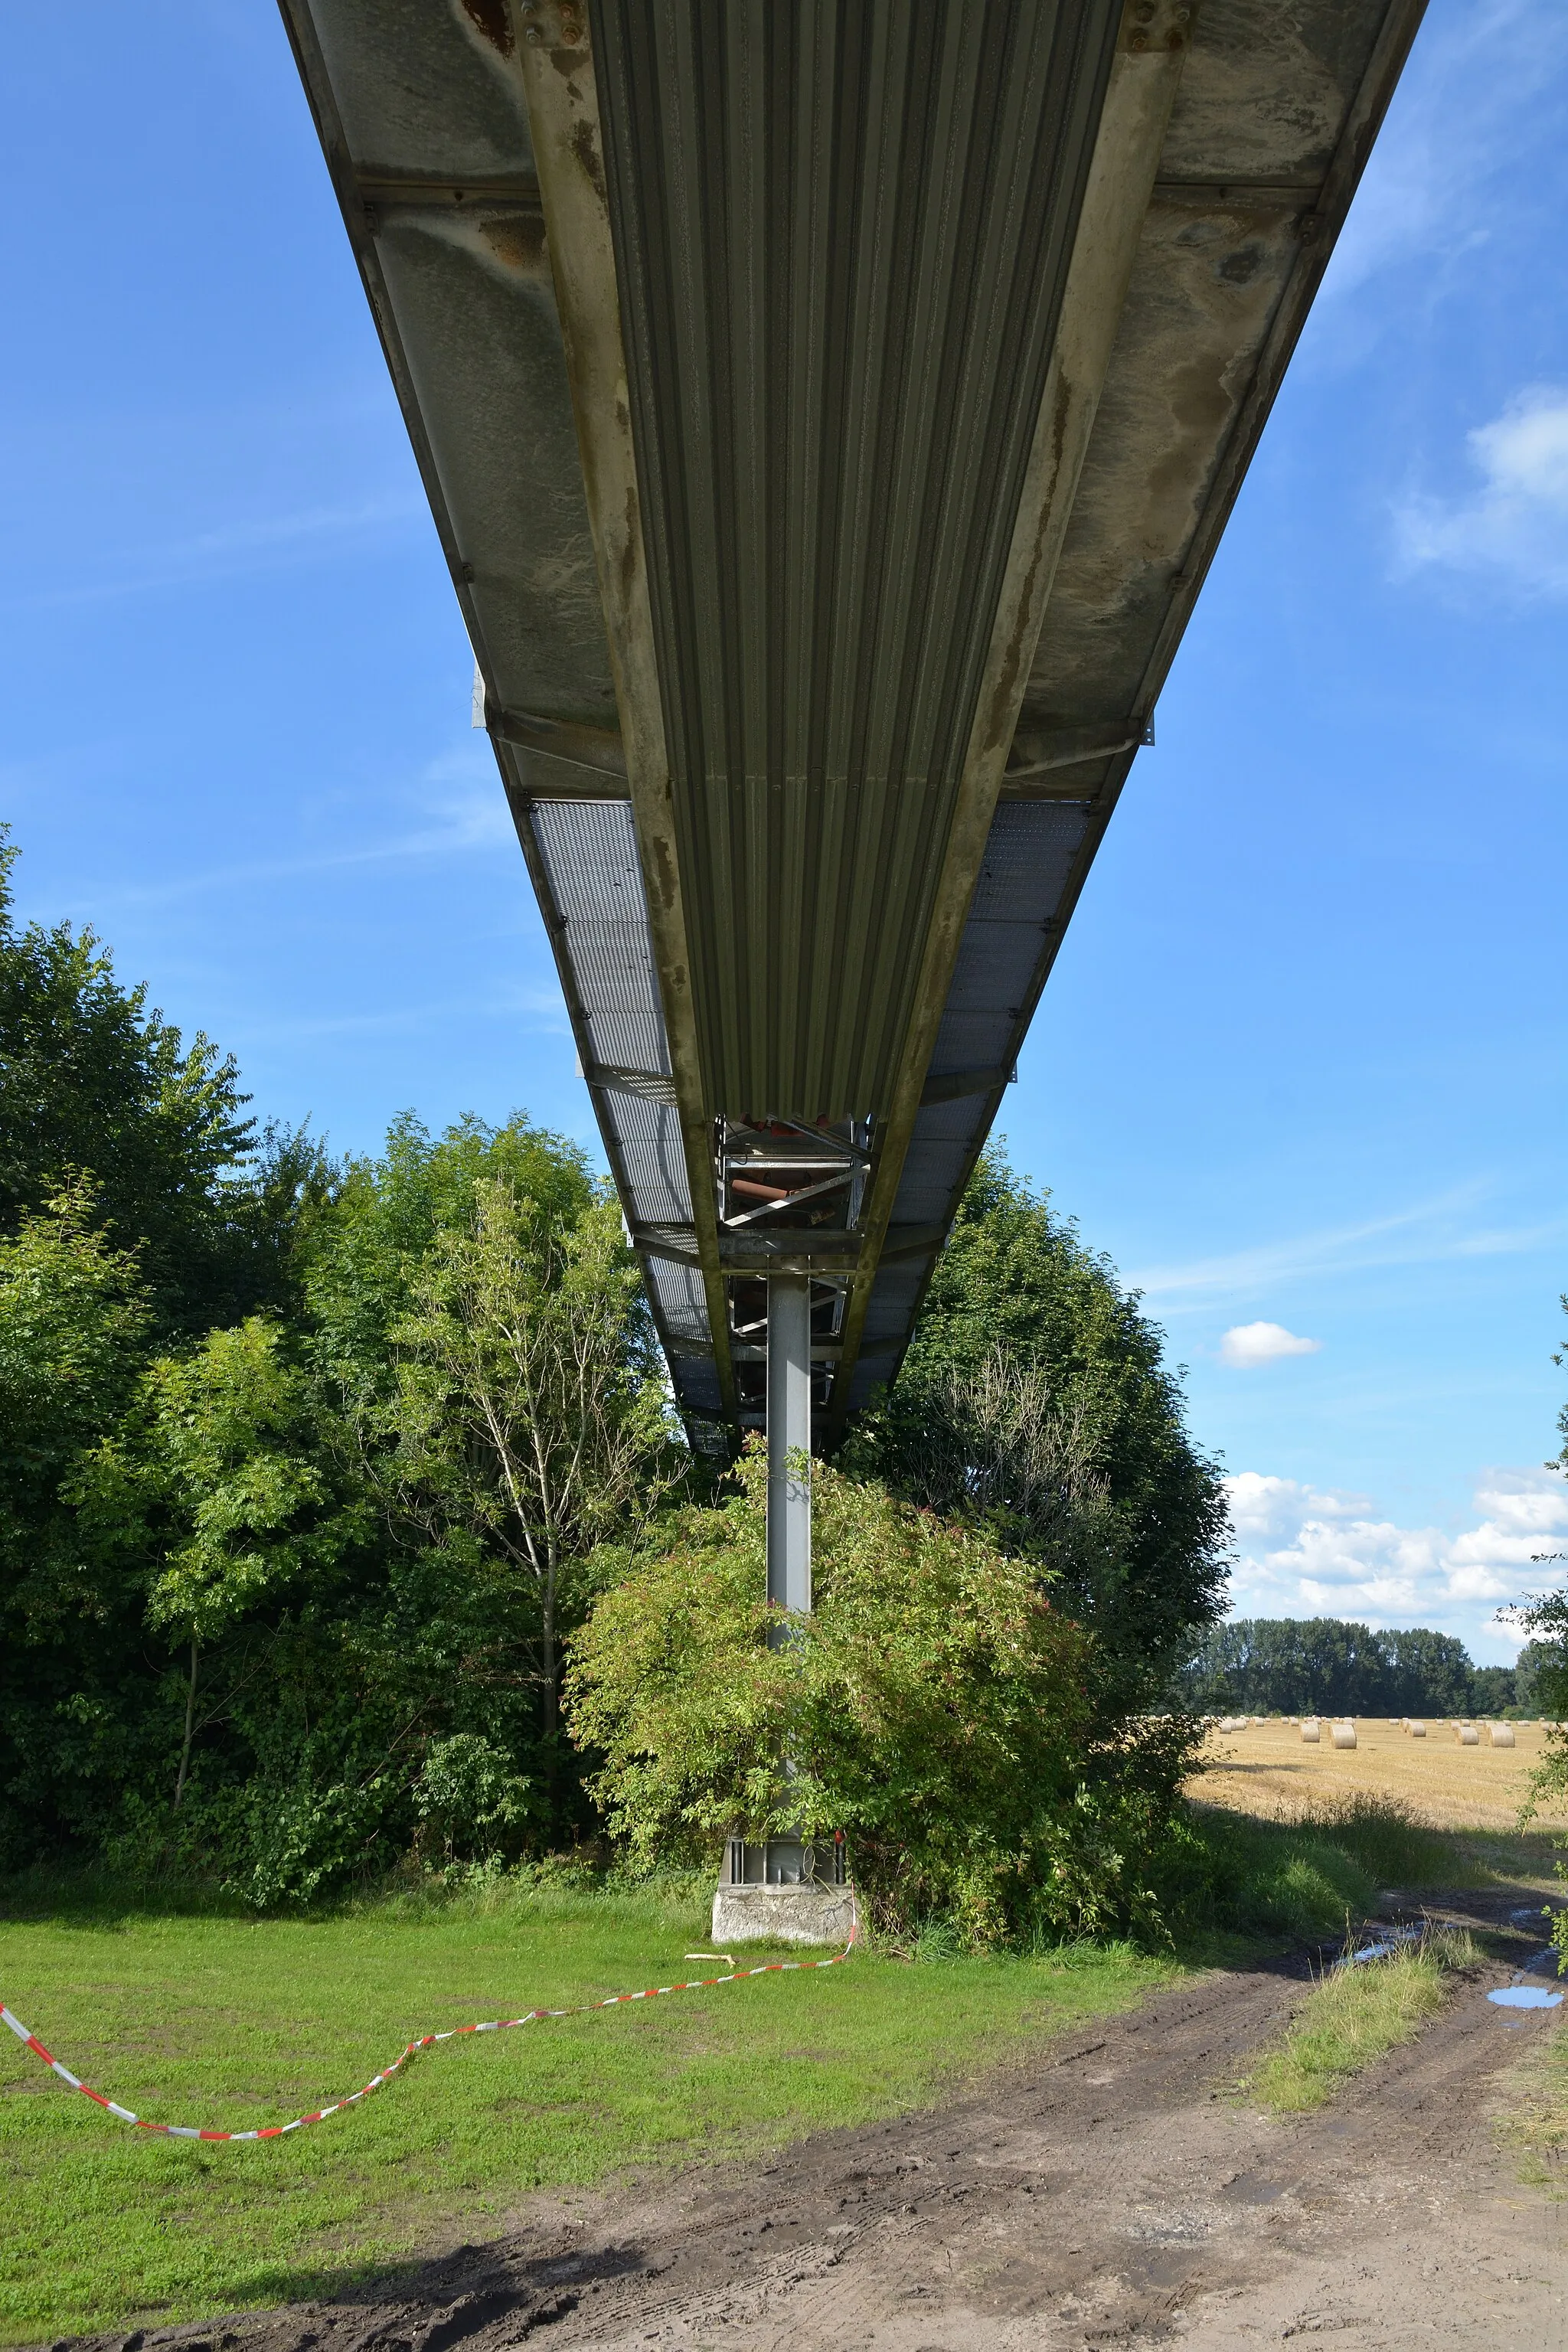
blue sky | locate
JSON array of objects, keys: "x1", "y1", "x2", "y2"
[{"x1": 2, "y1": 4, "x2": 1563, "y2": 1661}]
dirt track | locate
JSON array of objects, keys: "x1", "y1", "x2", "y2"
[{"x1": 63, "y1": 1898, "x2": 1568, "y2": 2352}]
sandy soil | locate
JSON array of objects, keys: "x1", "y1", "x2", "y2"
[
  {"x1": 1187, "y1": 1715, "x2": 1565, "y2": 1831},
  {"x1": 67, "y1": 1892, "x2": 1568, "y2": 2352}
]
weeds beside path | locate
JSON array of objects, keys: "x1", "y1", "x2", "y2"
[{"x1": 1246, "y1": 1928, "x2": 1475, "y2": 2113}]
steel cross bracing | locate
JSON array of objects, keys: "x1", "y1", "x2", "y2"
[{"x1": 279, "y1": 0, "x2": 1424, "y2": 1455}]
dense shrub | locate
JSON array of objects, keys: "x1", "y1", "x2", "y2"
[{"x1": 567, "y1": 1451, "x2": 1200, "y2": 1947}]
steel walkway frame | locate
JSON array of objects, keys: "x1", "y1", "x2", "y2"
[{"x1": 279, "y1": 0, "x2": 1424, "y2": 1452}]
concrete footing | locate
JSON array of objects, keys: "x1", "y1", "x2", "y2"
[{"x1": 712, "y1": 1879, "x2": 857, "y2": 1947}]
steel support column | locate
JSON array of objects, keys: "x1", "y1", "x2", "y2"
[{"x1": 766, "y1": 1275, "x2": 812, "y2": 1621}]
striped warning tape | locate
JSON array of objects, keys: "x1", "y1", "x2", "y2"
[{"x1": 0, "y1": 1908, "x2": 857, "y2": 2144}]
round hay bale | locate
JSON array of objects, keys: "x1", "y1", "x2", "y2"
[
  {"x1": 1488, "y1": 1722, "x2": 1515, "y2": 1748},
  {"x1": 1331, "y1": 1721, "x2": 1357, "y2": 1749},
  {"x1": 1301, "y1": 1718, "x2": 1321, "y2": 1743},
  {"x1": 1407, "y1": 1719, "x2": 1426, "y2": 1738},
  {"x1": 1455, "y1": 1723, "x2": 1479, "y2": 1746}
]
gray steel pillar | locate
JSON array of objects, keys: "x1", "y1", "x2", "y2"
[
  {"x1": 766, "y1": 1274, "x2": 812, "y2": 1618},
  {"x1": 713, "y1": 1273, "x2": 850, "y2": 1940}
]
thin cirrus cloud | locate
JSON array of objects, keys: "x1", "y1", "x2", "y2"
[
  {"x1": 1321, "y1": 0, "x2": 1559, "y2": 305},
  {"x1": 69, "y1": 769, "x2": 517, "y2": 920},
  {"x1": 1128, "y1": 1183, "x2": 1566, "y2": 1312},
  {"x1": 1219, "y1": 1321, "x2": 1322, "y2": 1370},
  {"x1": 1395, "y1": 385, "x2": 1568, "y2": 597},
  {"x1": 1223, "y1": 1465, "x2": 1568, "y2": 1649},
  {"x1": 8, "y1": 495, "x2": 426, "y2": 613}
]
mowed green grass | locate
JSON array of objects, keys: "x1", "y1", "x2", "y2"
[{"x1": 0, "y1": 1884, "x2": 1166, "y2": 2344}]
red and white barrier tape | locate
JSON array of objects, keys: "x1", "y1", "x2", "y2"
[{"x1": 0, "y1": 1910, "x2": 857, "y2": 2144}]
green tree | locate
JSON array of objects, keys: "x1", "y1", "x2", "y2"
[
  {"x1": 841, "y1": 1150, "x2": 1229, "y2": 1698},
  {"x1": 384, "y1": 1177, "x2": 680, "y2": 1756},
  {"x1": 0, "y1": 828, "x2": 260, "y2": 1331},
  {"x1": 1492, "y1": 1293, "x2": 1568, "y2": 1831},
  {"x1": 0, "y1": 1184, "x2": 163, "y2": 1859},
  {"x1": 1469, "y1": 1663, "x2": 1517, "y2": 1717},
  {"x1": 1514, "y1": 1640, "x2": 1563, "y2": 1717},
  {"x1": 1175, "y1": 1617, "x2": 1478, "y2": 1716},
  {"x1": 0, "y1": 1179, "x2": 149, "y2": 1597},
  {"x1": 70, "y1": 1318, "x2": 358, "y2": 1808}
]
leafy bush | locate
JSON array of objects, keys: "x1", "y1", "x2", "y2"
[
  {"x1": 413, "y1": 1733, "x2": 536, "y2": 1864},
  {"x1": 567, "y1": 1451, "x2": 1199, "y2": 1947}
]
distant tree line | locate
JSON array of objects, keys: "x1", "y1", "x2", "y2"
[{"x1": 1176, "y1": 1615, "x2": 1552, "y2": 1719}]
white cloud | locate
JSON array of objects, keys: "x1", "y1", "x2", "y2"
[
  {"x1": 1396, "y1": 386, "x2": 1568, "y2": 596},
  {"x1": 1220, "y1": 1321, "x2": 1322, "y2": 1369},
  {"x1": 1224, "y1": 1465, "x2": 1568, "y2": 1652}
]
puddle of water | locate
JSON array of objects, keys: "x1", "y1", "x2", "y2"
[
  {"x1": 1488, "y1": 1986, "x2": 1563, "y2": 2009},
  {"x1": 1339, "y1": 1925, "x2": 1422, "y2": 1968}
]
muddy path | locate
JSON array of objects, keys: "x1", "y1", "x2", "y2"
[{"x1": 64, "y1": 1893, "x2": 1568, "y2": 2352}]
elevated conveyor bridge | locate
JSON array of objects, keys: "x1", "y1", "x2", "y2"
[{"x1": 280, "y1": 0, "x2": 1422, "y2": 1481}]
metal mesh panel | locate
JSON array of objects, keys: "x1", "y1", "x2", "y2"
[
  {"x1": 671, "y1": 1357, "x2": 724, "y2": 1415},
  {"x1": 929, "y1": 1007, "x2": 1019, "y2": 1073},
  {"x1": 940, "y1": 919, "x2": 1047, "y2": 1017},
  {"x1": 583, "y1": 1008, "x2": 668, "y2": 1075},
  {"x1": 531, "y1": 800, "x2": 648, "y2": 922},
  {"x1": 532, "y1": 802, "x2": 674, "y2": 1089},
  {"x1": 968, "y1": 800, "x2": 1092, "y2": 920},
  {"x1": 567, "y1": 926, "x2": 665, "y2": 1023},
  {"x1": 888, "y1": 1139, "x2": 974, "y2": 1226},
  {"x1": 646, "y1": 1256, "x2": 711, "y2": 1344},
  {"x1": 603, "y1": 1093, "x2": 691, "y2": 1226},
  {"x1": 912, "y1": 1093, "x2": 1002, "y2": 1141},
  {"x1": 858, "y1": 1264, "x2": 926, "y2": 1341}
]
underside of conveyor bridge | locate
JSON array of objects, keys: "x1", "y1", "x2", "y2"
[{"x1": 282, "y1": 0, "x2": 1422, "y2": 1455}]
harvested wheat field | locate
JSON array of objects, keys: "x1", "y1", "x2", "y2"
[{"x1": 1187, "y1": 1715, "x2": 1566, "y2": 1830}]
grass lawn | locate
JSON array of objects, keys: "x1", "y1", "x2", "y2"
[{"x1": 0, "y1": 1879, "x2": 1168, "y2": 2345}]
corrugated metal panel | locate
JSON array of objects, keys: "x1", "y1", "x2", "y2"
[{"x1": 593, "y1": 0, "x2": 1124, "y2": 1118}]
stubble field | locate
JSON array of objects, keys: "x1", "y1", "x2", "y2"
[{"x1": 1188, "y1": 1713, "x2": 1562, "y2": 1831}]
